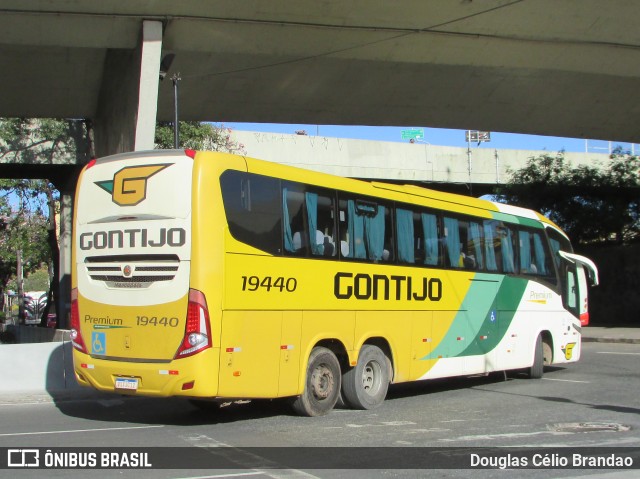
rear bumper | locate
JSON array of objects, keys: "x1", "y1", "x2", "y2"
[{"x1": 72, "y1": 347, "x2": 220, "y2": 398}]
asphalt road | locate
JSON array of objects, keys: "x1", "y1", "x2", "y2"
[{"x1": 1, "y1": 342, "x2": 639, "y2": 479}]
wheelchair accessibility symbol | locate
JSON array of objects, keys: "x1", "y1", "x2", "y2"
[{"x1": 92, "y1": 332, "x2": 106, "y2": 355}]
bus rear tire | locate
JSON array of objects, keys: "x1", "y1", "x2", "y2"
[
  {"x1": 292, "y1": 346, "x2": 341, "y2": 417},
  {"x1": 342, "y1": 345, "x2": 389, "y2": 410},
  {"x1": 528, "y1": 334, "x2": 544, "y2": 379}
]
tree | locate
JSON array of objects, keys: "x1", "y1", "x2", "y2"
[
  {"x1": 497, "y1": 150, "x2": 640, "y2": 245},
  {"x1": 0, "y1": 201, "x2": 50, "y2": 291},
  {"x1": 155, "y1": 121, "x2": 245, "y2": 153}
]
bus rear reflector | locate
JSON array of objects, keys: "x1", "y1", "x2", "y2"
[
  {"x1": 70, "y1": 288, "x2": 88, "y2": 353},
  {"x1": 175, "y1": 289, "x2": 212, "y2": 358},
  {"x1": 184, "y1": 149, "x2": 196, "y2": 159},
  {"x1": 580, "y1": 312, "x2": 590, "y2": 326}
]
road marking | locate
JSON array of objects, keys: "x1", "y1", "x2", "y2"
[
  {"x1": 180, "y1": 434, "x2": 319, "y2": 479},
  {"x1": 0, "y1": 425, "x2": 163, "y2": 437},
  {"x1": 596, "y1": 351, "x2": 640, "y2": 355},
  {"x1": 439, "y1": 430, "x2": 572, "y2": 442},
  {"x1": 346, "y1": 420, "x2": 416, "y2": 428},
  {"x1": 175, "y1": 474, "x2": 264, "y2": 479},
  {"x1": 542, "y1": 378, "x2": 590, "y2": 383}
]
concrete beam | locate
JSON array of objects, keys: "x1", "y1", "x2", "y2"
[
  {"x1": 93, "y1": 20, "x2": 162, "y2": 157},
  {"x1": 231, "y1": 130, "x2": 611, "y2": 186}
]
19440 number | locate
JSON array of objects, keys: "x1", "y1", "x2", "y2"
[
  {"x1": 241, "y1": 276, "x2": 297, "y2": 292},
  {"x1": 136, "y1": 316, "x2": 179, "y2": 327}
]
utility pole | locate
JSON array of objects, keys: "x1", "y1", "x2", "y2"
[
  {"x1": 171, "y1": 72, "x2": 181, "y2": 148},
  {"x1": 17, "y1": 249, "x2": 24, "y2": 322}
]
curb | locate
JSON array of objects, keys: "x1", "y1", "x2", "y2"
[{"x1": 582, "y1": 337, "x2": 640, "y2": 344}]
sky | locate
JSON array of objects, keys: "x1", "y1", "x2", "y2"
[{"x1": 224, "y1": 122, "x2": 639, "y2": 155}]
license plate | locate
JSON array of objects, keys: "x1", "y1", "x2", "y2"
[{"x1": 114, "y1": 377, "x2": 138, "y2": 391}]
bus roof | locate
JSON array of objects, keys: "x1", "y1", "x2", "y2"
[{"x1": 241, "y1": 153, "x2": 563, "y2": 234}]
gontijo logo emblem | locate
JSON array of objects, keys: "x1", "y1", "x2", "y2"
[{"x1": 95, "y1": 164, "x2": 172, "y2": 206}]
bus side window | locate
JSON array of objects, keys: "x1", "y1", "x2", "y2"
[
  {"x1": 283, "y1": 184, "x2": 308, "y2": 256},
  {"x1": 382, "y1": 203, "x2": 394, "y2": 262},
  {"x1": 442, "y1": 216, "x2": 478, "y2": 270},
  {"x1": 396, "y1": 208, "x2": 415, "y2": 264},
  {"x1": 283, "y1": 184, "x2": 338, "y2": 258},
  {"x1": 468, "y1": 220, "x2": 484, "y2": 270},
  {"x1": 309, "y1": 191, "x2": 337, "y2": 258},
  {"x1": 520, "y1": 229, "x2": 556, "y2": 283},
  {"x1": 339, "y1": 195, "x2": 392, "y2": 263},
  {"x1": 483, "y1": 220, "x2": 500, "y2": 272},
  {"x1": 220, "y1": 170, "x2": 282, "y2": 255},
  {"x1": 420, "y1": 211, "x2": 440, "y2": 266},
  {"x1": 498, "y1": 223, "x2": 517, "y2": 274},
  {"x1": 519, "y1": 229, "x2": 534, "y2": 274},
  {"x1": 443, "y1": 216, "x2": 462, "y2": 268}
]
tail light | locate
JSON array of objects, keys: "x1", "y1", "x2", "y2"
[
  {"x1": 175, "y1": 289, "x2": 212, "y2": 358},
  {"x1": 69, "y1": 288, "x2": 88, "y2": 353},
  {"x1": 580, "y1": 312, "x2": 589, "y2": 326}
]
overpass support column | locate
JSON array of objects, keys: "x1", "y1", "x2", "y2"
[
  {"x1": 94, "y1": 20, "x2": 163, "y2": 157},
  {"x1": 57, "y1": 191, "x2": 73, "y2": 330}
]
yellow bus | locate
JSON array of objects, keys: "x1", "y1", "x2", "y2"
[{"x1": 71, "y1": 149, "x2": 598, "y2": 416}]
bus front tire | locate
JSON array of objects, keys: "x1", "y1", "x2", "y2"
[
  {"x1": 528, "y1": 334, "x2": 544, "y2": 379},
  {"x1": 292, "y1": 346, "x2": 341, "y2": 417},
  {"x1": 342, "y1": 345, "x2": 389, "y2": 410}
]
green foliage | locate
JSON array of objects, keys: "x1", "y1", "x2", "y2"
[
  {"x1": 24, "y1": 266, "x2": 51, "y2": 291},
  {"x1": 0, "y1": 206, "x2": 50, "y2": 291},
  {"x1": 0, "y1": 117, "x2": 89, "y2": 164},
  {"x1": 155, "y1": 121, "x2": 244, "y2": 153},
  {"x1": 0, "y1": 118, "x2": 79, "y2": 299},
  {"x1": 497, "y1": 150, "x2": 640, "y2": 245}
]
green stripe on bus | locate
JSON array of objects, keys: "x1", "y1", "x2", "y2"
[
  {"x1": 422, "y1": 275, "x2": 528, "y2": 360},
  {"x1": 490, "y1": 211, "x2": 543, "y2": 229}
]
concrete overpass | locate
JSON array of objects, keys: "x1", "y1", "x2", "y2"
[
  {"x1": 232, "y1": 130, "x2": 612, "y2": 196},
  {"x1": 1, "y1": 0, "x2": 640, "y2": 158}
]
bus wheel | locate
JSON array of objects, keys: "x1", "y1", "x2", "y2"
[
  {"x1": 342, "y1": 345, "x2": 389, "y2": 410},
  {"x1": 292, "y1": 346, "x2": 341, "y2": 417},
  {"x1": 528, "y1": 334, "x2": 544, "y2": 379}
]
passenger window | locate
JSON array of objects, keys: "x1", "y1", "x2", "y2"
[
  {"x1": 396, "y1": 208, "x2": 415, "y2": 264},
  {"x1": 467, "y1": 220, "x2": 485, "y2": 270},
  {"x1": 420, "y1": 211, "x2": 440, "y2": 266},
  {"x1": 338, "y1": 196, "x2": 393, "y2": 262},
  {"x1": 519, "y1": 229, "x2": 556, "y2": 284},
  {"x1": 309, "y1": 191, "x2": 338, "y2": 258},
  {"x1": 483, "y1": 220, "x2": 499, "y2": 272},
  {"x1": 443, "y1": 216, "x2": 462, "y2": 268},
  {"x1": 483, "y1": 220, "x2": 517, "y2": 274},
  {"x1": 442, "y1": 216, "x2": 480, "y2": 270},
  {"x1": 283, "y1": 184, "x2": 307, "y2": 256},
  {"x1": 519, "y1": 230, "x2": 535, "y2": 274},
  {"x1": 283, "y1": 183, "x2": 337, "y2": 258},
  {"x1": 397, "y1": 207, "x2": 443, "y2": 267}
]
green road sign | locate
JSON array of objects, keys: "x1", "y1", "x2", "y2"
[{"x1": 401, "y1": 128, "x2": 424, "y2": 141}]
